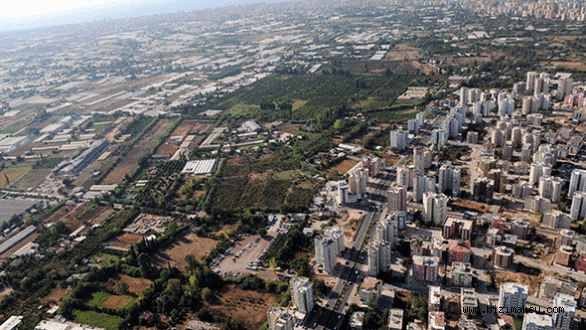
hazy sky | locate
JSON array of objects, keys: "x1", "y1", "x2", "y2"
[
  {"x1": 1, "y1": 0, "x2": 135, "y2": 20},
  {"x1": 0, "y1": 0, "x2": 286, "y2": 32}
]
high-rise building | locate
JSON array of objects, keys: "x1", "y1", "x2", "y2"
[
  {"x1": 569, "y1": 169, "x2": 586, "y2": 197},
  {"x1": 511, "y1": 127, "x2": 523, "y2": 148},
  {"x1": 431, "y1": 129, "x2": 448, "y2": 147},
  {"x1": 290, "y1": 277, "x2": 315, "y2": 314},
  {"x1": 314, "y1": 226, "x2": 344, "y2": 273},
  {"x1": 530, "y1": 162, "x2": 552, "y2": 185},
  {"x1": 315, "y1": 236, "x2": 336, "y2": 273},
  {"x1": 539, "y1": 176, "x2": 563, "y2": 202},
  {"x1": 423, "y1": 193, "x2": 448, "y2": 225},
  {"x1": 396, "y1": 165, "x2": 414, "y2": 188},
  {"x1": 413, "y1": 256, "x2": 439, "y2": 282},
  {"x1": 527, "y1": 72, "x2": 537, "y2": 94},
  {"x1": 367, "y1": 241, "x2": 391, "y2": 276},
  {"x1": 498, "y1": 282, "x2": 528, "y2": 315},
  {"x1": 552, "y1": 293, "x2": 576, "y2": 330},
  {"x1": 388, "y1": 186, "x2": 407, "y2": 212},
  {"x1": 438, "y1": 164, "x2": 460, "y2": 196},
  {"x1": 460, "y1": 87, "x2": 469, "y2": 105},
  {"x1": 337, "y1": 181, "x2": 349, "y2": 205},
  {"x1": 570, "y1": 191, "x2": 586, "y2": 220},
  {"x1": 362, "y1": 157, "x2": 385, "y2": 177},
  {"x1": 348, "y1": 168, "x2": 368, "y2": 196},
  {"x1": 390, "y1": 130, "x2": 408, "y2": 151},
  {"x1": 473, "y1": 178, "x2": 494, "y2": 201},
  {"x1": 413, "y1": 174, "x2": 436, "y2": 203},
  {"x1": 413, "y1": 147, "x2": 432, "y2": 171},
  {"x1": 376, "y1": 213, "x2": 401, "y2": 245}
]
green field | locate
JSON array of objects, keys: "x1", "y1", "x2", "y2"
[
  {"x1": 89, "y1": 253, "x2": 121, "y2": 267},
  {"x1": 73, "y1": 310, "x2": 124, "y2": 330},
  {"x1": 211, "y1": 73, "x2": 414, "y2": 122},
  {"x1": 87, "y1": 291, "x2": 111, "y2": 308}
]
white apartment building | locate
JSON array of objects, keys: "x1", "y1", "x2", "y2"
[
  {"x1": 438, "y1": 164, "x2": 460, "y2": 196},
  {"x1": 538, "y1": 176, "x2": 563, "y2": 202},
  {"x1": 413, "y1": 174, "x2": 436, "y2": 203},
  {"x1": 390, "y1": 130, "x2": 408, "y2": 151},
  {"x1": 423, "y1": 192, "x2": 448, "y2": 225},
  {"x1": 498, "y1": 282, "x2": 528, "y2": 315},
  {"x1": 570, "y1": 191, "x2": 586, "y2": 220},
  {"x1": 569, "y1": 169, "x2": 586, "y2": 197},
  {"x1": 522, "y1": 313, "x2": 553, "y2": 330},
  {"x1": 367, "y1": 240, "x2": 391, "y2": 276},
  {"x1": 290, "y1": 277, "x2": 315, "y2": 314},
  {"x1": 552, "y1": 293, "x2": 575, "y2": 330}
]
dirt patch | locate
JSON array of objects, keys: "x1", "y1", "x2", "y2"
[
  {"x1": 549, "y1": 61, "x2": 586, "y2": 71},
  {"x1": 207, "y1": 284, "x2": 278, "y2": 329},
  {"x1": 103, "y1": 294, "x2": 133, "y2": 309},
  {"x1": 106, "y1": 275, "x2": 152, "y2": 295},
  {"x1": 109, "y1": 233, "x2": 145, "y2": 250},
  {"x1": 450, "y1": 199, "x2": 489, "y2": 213},
  {"x1": 153, "y1": 232, "x2": 218, "y2": 270},
  {"x1": 494, "y1": 269, "x2": 551, "y2": 296},
  {"x1": 498, "y1": 209, "x2": 541, "y2": 226},
  {"x1": 386, "y1": 44, "x2": 421, "y2": 61},
  {"x1": 41, "y1": 287, "x2": 73, "y2": 305},
  {"x1": 331, "y1": 160, "x2": 359, "y2": 175}
]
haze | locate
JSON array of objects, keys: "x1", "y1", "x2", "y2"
[{"x1": 0, "y1": 0, "x2": 288, "y2": 32}]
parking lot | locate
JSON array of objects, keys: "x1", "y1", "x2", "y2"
[{"x1": 211, "y1": 216, "x2": 288, "y2": 279}]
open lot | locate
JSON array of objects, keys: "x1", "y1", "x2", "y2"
[
  {"x1": 109, "y1": 233, "x2": 144, "y2": 250},
  {"x1": 331, "y1": 159, "x2": 359, "y2": 175},
  {"x1": 106, "y1": 274, "x2": 152, "y2": 295},
  {"x1": 214, "y1": 220, "x2": 283, "y2": 279},
  {"x1": 207, "y1": 284, "x2": 278, "y2": 330},
  {"x1": 41, "y1": 287, "x2": 73, "y2": 305},
  {"x1": 153, "y1": 231, "x2": 218, "y2": 270}
]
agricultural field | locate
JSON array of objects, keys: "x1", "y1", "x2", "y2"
[
  {"x1": 72, "y1": 310, "x2": 125, "y2": 330},
  {"x1": 109, "y1": 233, "x2": 144, "y2": 250},
  {"x1": 207, "y1": 284, "x2": 279, "y2": 330},
  {"x1": 101, "y1": 118, "x2": 175, "y2": 185},
  {"x1": 44, "y1": 202, "x2": 114, "y2": 232},
  {"x1": 205, "y1": 154, "x2": 320, "y2": 212},
  {"x1": 133, "y1": 159, "x2": 187, "y2": 210},
  {"x1": 153, "y1": 232, "x2": 218, "y2": 270},
  {"x1": 0, "y1": 166, "x2": 32, "y2": 189}
]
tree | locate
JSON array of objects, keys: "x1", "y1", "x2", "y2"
[
  {"x1": 201, "y1": 287, "x2": 215, "y2": 303},
  {"x1": 117, "y1": 281, "x2": 129, "y2": 294}
]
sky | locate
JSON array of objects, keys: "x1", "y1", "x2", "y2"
[{"x1": 0, "y1": 0, "x2": 287, "y2": 32}]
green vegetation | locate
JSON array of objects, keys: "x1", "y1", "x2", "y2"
[
  {"x1": 87, "y1": 292, "x2": 112, "y2": 308},
  {"x1": 439, "y1": 145, "x2": 471, "y2": 162},
  {"x1": 207, "y1": 73, "x2": 414, "y2": 122},
  {"x1": 263, "y1": 220, "x2": 313, "y2": 276},
  {"x1": 72, "y1": 310, "x2": 124, "y2": 330}
]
